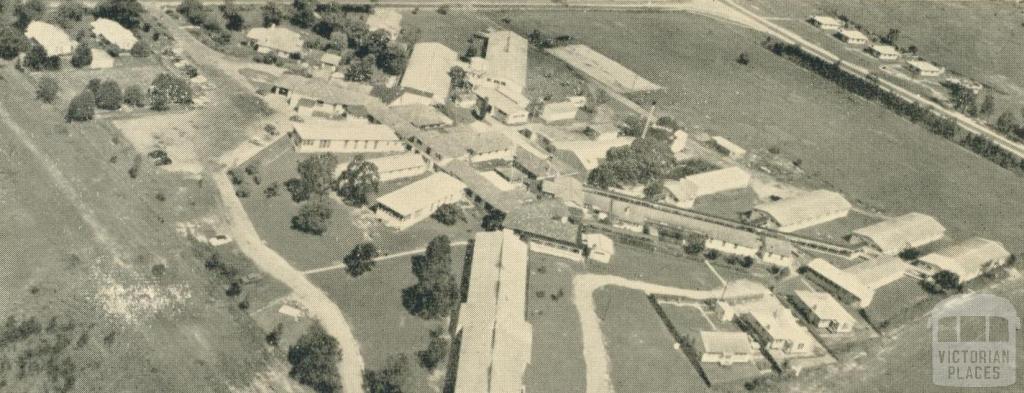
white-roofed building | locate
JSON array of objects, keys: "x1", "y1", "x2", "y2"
[
  {"x1": 540, "y1": 101, "x2": 579, "y2": 123},
  {"x1": 836, "y1": 29, "x2": 869, "y2": 45},
  {"x1": 663, "y1": 179, "x2": 699, "y2": 208},
  {"x1": 907, "y1": 60, "x2": 945, "y2": 77},
  {"x1": 91, "y1": 18, "x2": 137, "y2": 51},
  {"x1": 25, "y1": 21, "x2": 76, "y2": 56},
  {"x1": 671, "y1": 130, "x2": 688, "y2": 153},
  {"x1": 867, "y1": 45, "x2": 899, "y2": 60},
  {"x1": 374, "y1": 172, "x2": 466, "y2": 229},
  {"x1": 336, "y1": 153, "x2": 426, "y2": 182},
  {"x1": 365, "y1": 8, "x2": 402, "y2": 39},
  {"x1": 479, "y1": 30, "x2": 528, "y2": 92},
  {"x1": 89, "y1": 48, "x2": 114, "y2": 69},
  {"x1": 455, "y1": 230, "x2": 532, "y2": 393},
  {"x1": 684, "y1": 167, "x2": 752, "y2": 198},
  {"x1": 246, "y1": 25, "x2": 303, "y2": 58},
  {"x1": 291, "y1": 119, "x2": 403, "y2": 153},
  {"x1": 743, "y1": 304, "x2": 815, "y2": 355},
  {"x1": 791, "y1": 290, "x2": 857, "y2": 333},
  {"x1": 700, "y1": 331, "x2": 756, "y2": 365},
  {"x1": 847, "y1": 255, "x2": 907, "y2": 290},
  {"x1": 809, "y1": 15, "x2": 843, "y2": 30},
  {"x1": 748, "y1": 190, "x2": 852, "y2": 232},
  {"x1": 395, "y1": 42, "x2": 460, "y2": 106},
  {"x1": 390, "y1": 104, "x2": 454, "y2": 129},
  {"x1": 804, "y1": 258, "x2": 876, "y2": 307},
  {"x1": 553, "y1": 137, "x2": 634, "y2": 173},
  {"x1": 851, "y1": 213, "x2": 945, "y2": 255},
  {"x1": 582, "y1": 233, "x2": 615, "y2": 263},
  {"x1": 711, "y1": 136, "x2": 746, "y2": 158},
  {"x1": 476, "y1": 86, "x2": 530, "y2": 125},
  {"x1": 918, "y1": 237, "x2": 1011, "y2": 282}
]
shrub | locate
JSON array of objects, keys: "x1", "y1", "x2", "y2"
[
  {"x1": 66, "y1": 90, "x2": 96, "y2": 121},
  {"x1": 130, "y1": 40, "x2": 150, "y2": 57},
  {"x1": 36, "y1": 77, "x2": 59, "y2": 103},
  {"x1": 70, "y1": 43, "x2": 92, "y2": 68},
  {"x1": 95, "y1": 80, "x2": 123, "y2": 110},
  {"x1": 291, "y1": 201, "x2": 332, "y2": 235},
  {"x1": 123, "y1": 84, "x2": 148, "y2": 107},
  {"x1": 431, "y1": 203, "x2": 464, "y2": 225},
  {"x1": 288, "y1": 323, "x2": 342, "y2": 393}
]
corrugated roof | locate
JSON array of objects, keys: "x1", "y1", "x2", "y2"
[
  {"x1": 274, "y1": 74, "x2": 371, "y2": 106},
  {"x1": 838, "y1": 29, "x2": 869, "y2": 41},
  {"x1": 683, "y1": 167, "x2": 751, "y2": 197},
  {"x1": 91, "y1": 18, "x2": 137, "y2": 50},
  {"x1": 753, "y1": 190, "x2": 852, "y2": 228},
  {"x1": 853, "y1": 213, "x2": 945, "y2": 254},
  {"x1": 663, "y1": 179, "x2": 699, "y2": 204},
  {"x1": 483, "y1": 30, "x2": 528, "y2": 91},
  {"x1": 793, "y1": 290, "x2": 857, "y2": 326},
  {"x1": 919, "y1": 237, "x2": 1010, "y2": 279},
  {"x1": 807, "y1": 258, "x2": 873, "y2": 304},
  {"x1": 541, "y1": 176, "x2": 584, "y2": 207},
  {"x1": 847, "y1": 255, "x2": 906, "y2": 290},
  {"x1": 246, "y1": 25, "x2": 303, "y2": 54},
  {"x1": 701, "y1": 331, "x2": 753, "y2": 355},
  {"x1": 553, "y1": 137, "x2": 634, "y2": 170},
  {"x1": 375, "y1": 172, "x2": 465, "y2": 217},
  {"x1": 504, "y1": 200, "x2": 580, "y2": 245},
  {"x1": 292, "y1": 118, "x2": 398, "y2": 142},
  {"x1": 443, "y1": 160, "x2": 533, "y2": 213},
  {"x1": 419, "y1": 130, "x2": 514, "y2": 160},
  {"x1": 25, "y1": 21, "x2": 76, "y2": 56},
  {"x1": 401, "y1": 42, "x2": 459, "y2": 103},
  {"x1": 390, "y1": 104, "x2": 454, "y2": 128},
  {"x1": 368, "y1": 153, "x2": 426, "y2": 173}
]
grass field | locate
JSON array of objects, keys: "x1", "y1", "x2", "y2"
[
  {"x1": 523, "y1": 253, "x2": 588, "y2": 393},
  {"x1": 309, "y1": 246, "x2": 468, "y2": 393},
  {"x1": 589, "y1": 244, "x2": 722, "y2": 289},
  {"x1": 485, "y1": 10, "x2": 1024, "y2": 252},
  {"x1": 594, "y1": 286, "x2": 711, "y2": 393}
]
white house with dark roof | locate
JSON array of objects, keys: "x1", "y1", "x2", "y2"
[
  {"x1": 91, "y1": 18, "x2": 137, "y2": 51},
  {"x1": 748, "y1": 190, "x2": 852, "y2": 232},
  {"x1": 25, "y1": 21, "x2": 76, "y2": 56},
  {"x1": 851, "y1": 212, "x2": 945, "y2": 256},
  {"x1": 374, "y1": 172, "x2": 466, "y2": 230},
  {"x1": 395, "y1": 42, "x2": 460, "y2": 106},
  {"x1": 291, "y1": 119, "x2": 403, "y2": 153},
  {"x1": 918, "y1": 237, "x2": 1011, "y2": 282},
  {"x1": 791, "y1": 290, "x2": 857, "y2": 333}
]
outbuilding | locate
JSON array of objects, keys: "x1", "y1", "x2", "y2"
[
  {"x1": 906, "y1": 60, "x2": 945, "y2": 77},
  {"x1": 867, "y1": 45, "x2": 900, "y2": 60},
  {"x1": 791, "y1": 290, "x2": 857, "y2": 333},
  {"x1": 836, "y1": 29, "x2": 869, "y2": 45},
  {"x1": 809, "y1": 15, "x2": 843, "y2": 30}
]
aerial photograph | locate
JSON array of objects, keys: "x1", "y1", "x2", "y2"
[{"x1": 0, "y1": 0, "x2": 1021, "y2": 392}]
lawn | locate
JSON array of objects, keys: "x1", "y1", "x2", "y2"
[
  {"x1": 862, "y1": 276, "x2": 937, "y2": 332},
  {"x1": 659, "y1": 303, "x2": 717, "y2": 337},
  {"x1": 308, "y1": 245, "x2": 468, "y2": 393},
  {"x1": 523, "y1": 253, "x2": 588, "y2": 393},
  {"x1": 487, "y1": 10, "x2": 1024, "y2": 253},
  {"x1": 594, "y1": 286, "x2": 711, "y2": 393},
  {"x1": 589, "y1": 244, "x2": 722, "y2": 289},
  {"x1": 239, "y1": 146, "x2": 479, "y2": 271}
]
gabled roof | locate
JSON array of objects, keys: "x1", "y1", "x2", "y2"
[
  {"x1": 806, "y1": 258, "x2": 874, "y2": 304},
  {"x1": 701, "y1": 331, "x2": 752, "y2": 355},
  {"x1": 541, "y1": 176, "x2": 584, "y2": 207},
  {"x1": 375, "y1": 172, "x2": 465, "y2": 217},
  {"x1": 418, "y1": 130, "x2": 514, "y2": 160},
  {"x1": 390, "y1": 104, "x2": 454, "y2": 128},
  {"x1": 846, "y1": 255, "x2": 906, "y2": 290},
  {"x1": 443, "y1": 160, "x2": 533, "y2": 213},
  {"x1": 91, "y1": 18, "x2": 137, "y2": 50},
  {"x1": 482, "y1": 30, "x2": 528, "y2": 91},
  {"x1": 664, "y1": 179, "x2": 699, "y2": 203},
  {"x1": 514, "y1": 147, "x2": 576, "y2": 178},
  {"x1": 274, "y1": 74, "x2": 370, "y2": 106},
  {"x1": 25, "y1": 21, "x2": 76, "y2": 56},
  {"x1": 292, "y1": 118, "x2": 398, "y2": 142},
  {"x1": 541, "y1": 101, "x2": 579, "y2": 117},
  {"x1": 869, "y1": 44, "x2": 899, "y2": 56},
  {"x1": 919, "y1": 237, "x2": 1011, "y2": 279},
  {"x1": 504, "y1": 200, "x2": 580, "y2": 245},
  {"x1": 401, "y1": 42, "x2": 459, "y2": 103},
  {"x1": 907, "y1": 60, "x2": 943, "y2": 73},
  {"x1": 810, "y1": 16, "x2": 842, "y2": 26},
  {"x1": 793, "y1": 290, "x2": 857, "y2": 326},
  {"x1": 476, "y1": 86, "x2": 530, "y2": 114},
  {"x1": 367, "y1": 153, "x2": 426, "y2": 173},
  {"x1": 365, "y1": 8, "x2": 402, "y2": 38},
  {"x1": 838, "y1": 29, "x2": 869, "y2": 41},
  {"x1": 246, "y1": 25, "x2": 303, "y2": 54},
  {"x1": 853, "y1": 213, "x2": 945, "y2": 254},
  {"x1": 683, "y1": 167, "x2": 751, "y2": 197},
  {"x1": 552, "y1": 137, "x2": 634, "y2": 170},
  {"x1": 753, "y1": 190, "x2": 852, "y2": 228}
]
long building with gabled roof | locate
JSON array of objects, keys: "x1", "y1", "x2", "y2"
[
  {"x1": 851, "y1": 213, "x2": 945, "y2": 255},
  {"x1": 749, "y1": 190, "x2": 852, "y2": 232}
]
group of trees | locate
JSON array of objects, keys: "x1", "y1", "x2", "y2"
[
  {"x1": 64, "y1": 74, "x2": 185, "y2": 121},
  {"x1": 945, "y1": 82, "x2": 995, "y2": 118},
  {"x1": 178, "y1": 0, "x2": 246, "y2": 39},
  {"x1": 587, "y1": 136, "x2": 676, "y2": 190},
  {"x1": 995, "y1": 109, "x2": 1024, "y2": 141},
  {"x1": 922, "y1": 270, "x2": 961, "y2": 294},
  {"x1": 287, "y1": 154, "x2": 339, "y2": 234},
  {"x1": 402, "y1": 236, "x2": 459, "y2": 319},
  {"x1": 431, "y1": 203, "x2": 464, "y2": 225},
  {"x1": 767, "y1": 40, "x2": 1024, "y2": 174},
  {"x1": 526, "y1": 28, "x2": 575, "y2": 49},
  {"x1": 363, "y1": 353, "x2": 413, "y2": 393},
  {"x1": 287, "y1": 323, "x2": 343, "y2": 393}
]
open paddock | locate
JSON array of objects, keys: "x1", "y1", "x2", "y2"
[{"x1": 547, "y1": 44, "x2": 662, "y2": 94}]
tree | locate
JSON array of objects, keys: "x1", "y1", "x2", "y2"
[
  {"x1": 14, "y1": 0, "x2": 45, "y2": 30},
  {"x1": 124, "y1": 84, "x2": 147, "y2": 107},
  {"x1": 177, "y1": 0, "x2": 207, "y2": 25},
  {"x1": 261, "y1": 0, "x2": 289, "y2": 27},
  {"x1": 93, "y1": 0, "x2": 145, "y2": 29},
  {"x1": 448, "y1": 66, "x2": 471, "y2": 97},
  {"x1": 130, "y1": 39, "x2": 150, "y2": 57},
  {"x1": 0, "y1": 25, "x2": 29, "y2": 59},
  {"x1": 481, "y1": 209, "x2": 505, "y2": 231},
  {"x1": 265, "y1": 322, "x2": 284, "y2": 346},
  {"x1": 948, "y1": 84, "x2": 978, "y2": 116},
  {"x1": 736, "y1": 52, "x2": 750, "y2": 65},
  {"x1": 151, "y1": 73, "x2": 193, "y2": 104},
  {"x1": 36, "y1": 76, "x2": 59, "y2": 103},
  {"x1": 587, "y1": 136, "x2": 675, "y2": 189},
  {"x1": 881, "y1": 28, "x2": 900, "y2": 45},
  {"x1": 898, "y1": 247, "x2": 921, "y2": 261},
  {"x1": 996, "y1": 111, "x2": 1019, "y2": 135},
  {"x1": 343, "y1": 55, "x2": 374, "y2": 82},
  {"x1": 925, "y1": 270, "x2": 962, "y2": 294},
  {"x1": 86, "y1": 78, "x2": 103, "y2": 94},
  {"x1": 431, "y1": 203, "x2": 464, "y2": 226},
  {"x1": 291, "y1": 201, "x2": 332, "y2": 235},
  {"x1": 287, "y1": 323, "x2": 342, "y2": 393},
  {"x1": 66, "y1": 89, "x2": 96, "y2": 121},
  {"x1": 70, "y1": 43, "x2": 92, "y2": 68},
  {"x1": 417, "y1": 329, "x2": 449, "y2": 370},
  {"x1": 364, "y1": 354, "x2": 412, "y2": 393},
  {"x1": 149, "y1": 90, "x2": 169, "y2": 111},
  {"x1": 343, "y1": 242, "x2": 378, "y2": 277},
  {"x1": 297, "y1": 153, "x2": 340, "y2": 199},
  {"x1": 54, "y1": 1, "x2": 88, "y2": 27},
  {"x1": 222, "y1": 0, "x2": 246, "y2": 31},
  {"x1": 643, "y1": 181, "x2": 665, "y2": 201},
  {"x1": 377, "y1": 45, "x2": 408, "y2": 76},
  {"x1": 979, "y1": 94, "x2": 995, "y2": 117},
  {"x1": 403, "y1": 236, "x2": 458, "y2": 319},
  {"x1": 336, "y1": 155, "x2": 379, "y2": 206},
  {"x1": 23, "y1": 44, "x2": 60, "y2": 70},
  {"x1": 290, "y1": 0, "x2": 318, "y2": 28},
  {"x1": 95, "y1": 80, "x2": 123, "y2": 110}
]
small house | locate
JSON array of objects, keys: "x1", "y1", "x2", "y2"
[{"x1": 836, "y1": 29, "x2": 869, "y2": 45}]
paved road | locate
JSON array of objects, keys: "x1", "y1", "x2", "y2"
[
  {"x1": 717, "y1": 0, "x2": 1024, "y2": 160},
  {"x1": 573, "y1": 274, "x2": 722, "y2": 393},
  {"x1": 214, "y1": 142, "x2": 366, "y2": 392},
  {"x1": 303, "y1": 240, "x2": 471, "y2": 275}
]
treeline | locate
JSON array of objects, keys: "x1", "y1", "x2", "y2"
[{"x1": 767, "y1": 41, "x2": 1024, "y2": 174}]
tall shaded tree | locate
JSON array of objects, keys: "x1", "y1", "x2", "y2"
[
  {"x1": 343, "y1": 242, "x2": 378, "y2": 277},
  {"x1": 403, "y1": 236, "x2": 458, "y2": 319},
  {"x1": 0, "y1": 25, "x2": 29, "y2": 59},
  {"x1": 291, "y1": 200, "x2": 332, "y2": 235},
  {"x1": 364, "y1": 354, "x2": 412, "y2": 393},
  {"x1": 287, "y1": 323, "x2": 342, "y2": 393},
  {"x1": 222, "y1": 0, "x2": 245, "y2": 31},
  {"x1": 290, "y1": 0, "x2": 318, "y2": 28},
  {"x1": 151, "y1": 73, "x2": 193, "y2": 104},
  {"x1": 23, "y1": 43, "x2": 60, "y2": 70},
  {"x1": 261, "y1": 0, "x2": 289, "y2": 27},
  {"x1": 93, "y1": 0, "x2": 145, "y2": 29},
  {"x1": 297, "y1": 153, "x2": 339, "y2": 198},
  {"x1": 95, "y1": 80, "x2": 123, "y2": 110},
  {"x1": 14, "y1": 0, "x2": 45, "y2": 30},
  {"x1": 336, "y1": 155, "x2": 379, "y2": 206},
  {"x1": 66, "y1": 89, "x2": 96, "y2": 121},
  {"x1": 36, "y1": 76, "x2": 59, "y2": 103},
  {"x1": 70, "y1": 43, "x2": 92, "y2": 68}
]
